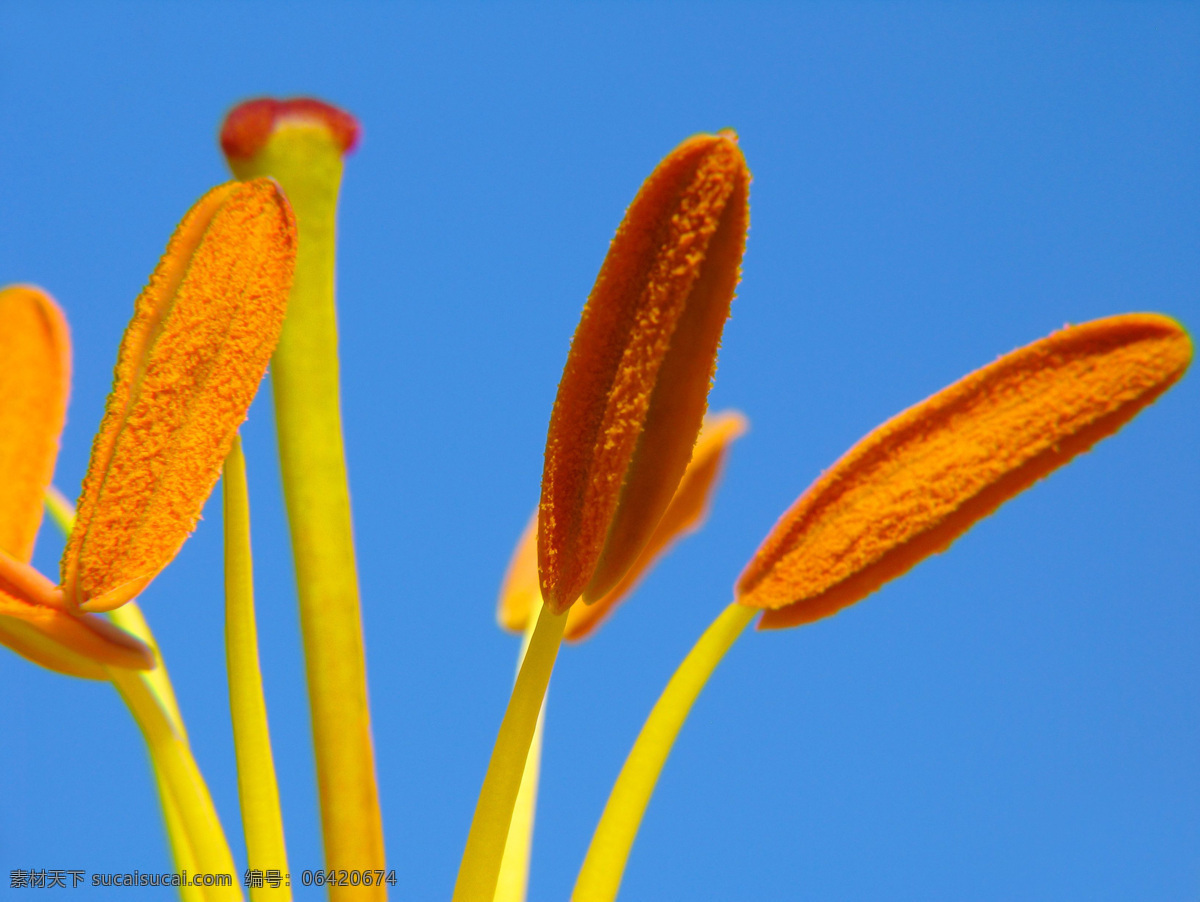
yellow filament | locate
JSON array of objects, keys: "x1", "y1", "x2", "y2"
[
  {"x1": 494, "y1": 600, "x2": 546, "y2": 902},
  {"x1": 573, "y1": 602, "x2": 754, "y2": 902},
  {"x1": 154, "y1": 772, "x2": 205, "y2": 902},
  {"x1": 110, "y1": 666, "x2": 242, "y2": 901},
  {"x1": 224, "y1": 436, "x2": 290, "y2": 899},
  {"x1": 454, "y1": 606, "x2": 567, "y2": 902}
]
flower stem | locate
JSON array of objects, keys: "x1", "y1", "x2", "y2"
[
  {"x1": 454, "y1": 604, "x2": 567, "y2": 902},
  {"x1": 223, "y1": 436, "x2": 290, "y2": 900},
  {"x1": 573, "y1": 601, "x2": 755, "y2": 902}
]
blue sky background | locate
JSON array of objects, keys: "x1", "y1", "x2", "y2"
[{"x1": 1, "y1": 3, "x2": 1197, "y2": 899}]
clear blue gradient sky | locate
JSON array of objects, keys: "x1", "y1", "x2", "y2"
[{"x1": 1, "y1": 3, "x2": 1197, "y2": 899}]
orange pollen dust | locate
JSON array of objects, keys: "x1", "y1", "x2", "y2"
[
  {"x1": 538, "y1": 131, "x2": 750, "y2": 613},
  {"x1": 60, "y1": 178, "x2": 297, "y2": 612},
  {"x1": 220, "y1": 97, "x2": 361, "y2": 160},
  {"x1": 736, "y1": 314, "x2": 1192, "y2": 630}
]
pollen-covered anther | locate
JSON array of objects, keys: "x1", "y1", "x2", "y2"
[
  {"x1": 736, "y1": 314, "x2": 1193, "y2": 629},
  {"x1": 60, "y1": 179, "x2": 298, "y2": 612},
  {"x1": 501, "y1": 411, "x2": 747, "y2": 640},
  {"x1": 538, "y1": 132, "x2": 751, "y2": 613}
]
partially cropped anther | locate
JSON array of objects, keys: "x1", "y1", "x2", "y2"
[
  {"x1": 0, "y1": 286, "x2": 153, "y2": 677},
  {"x1": 736, "y1": 314, "x2": 1193, "y2": 629},
  {"x1": 60, "y1": 179, "x2": 297, "y2": 613},
  {"x1": 501, "y1": 411, "x2": 747, "y2": 641},
  {"x1": 538, "y1": 132, "x2": 751, "y2": 613}
]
